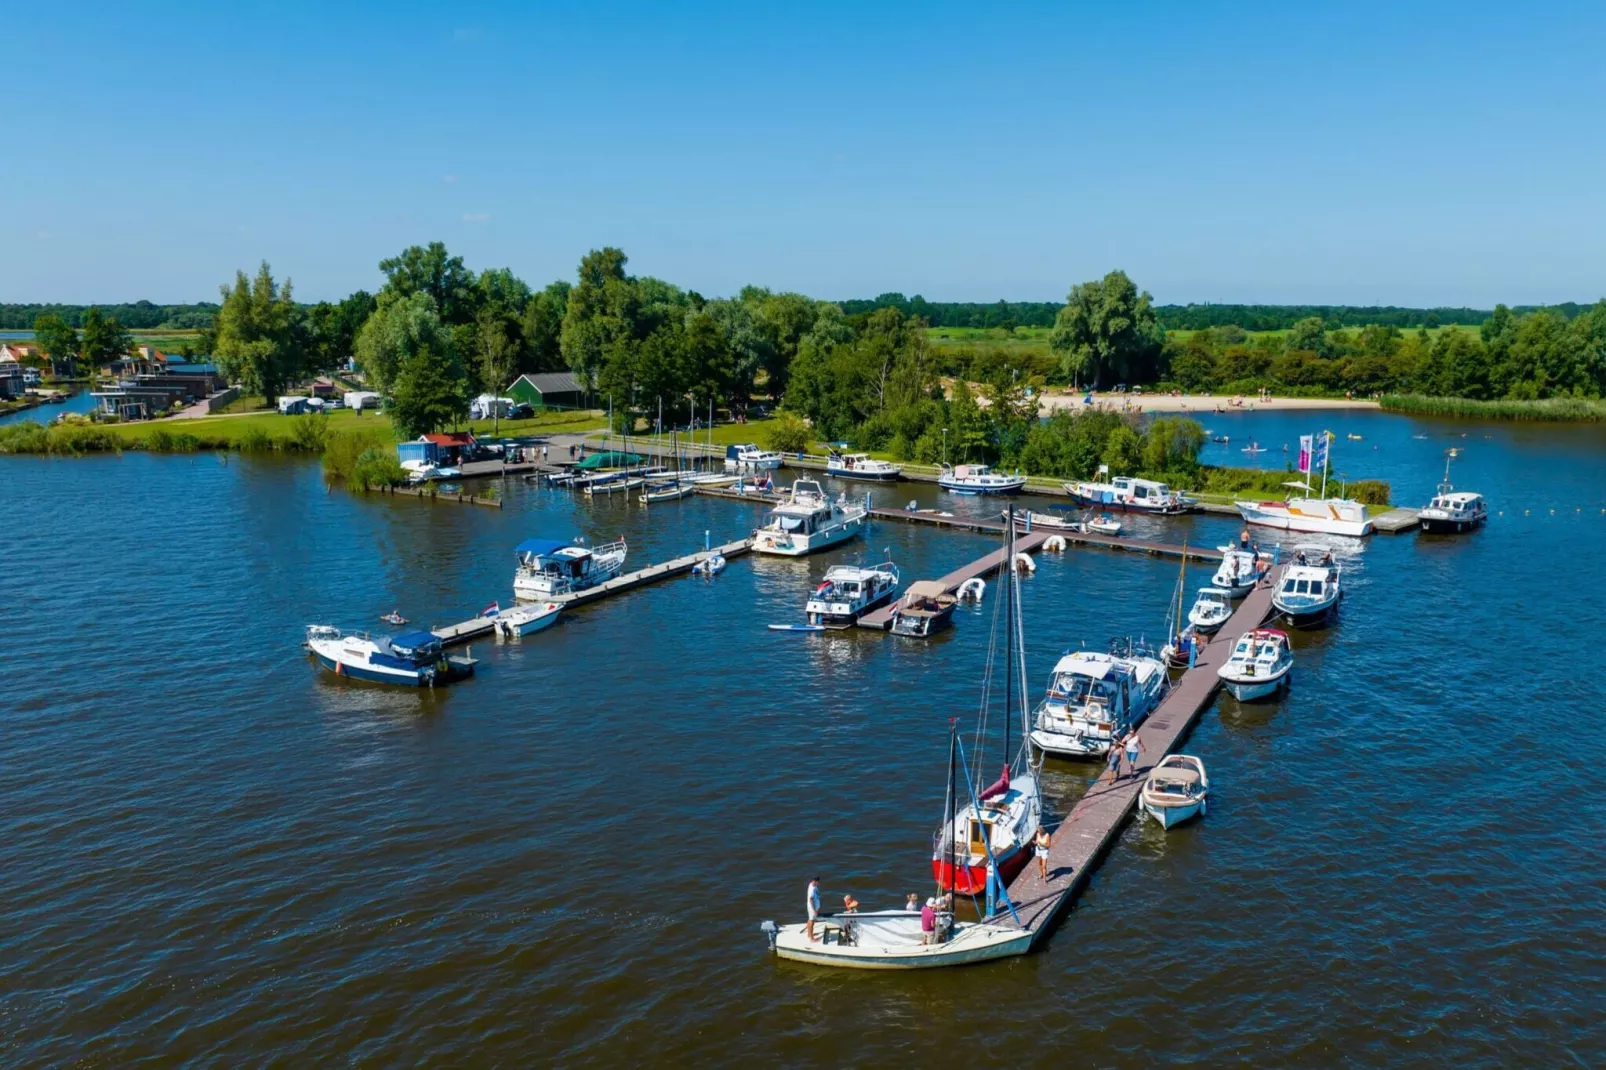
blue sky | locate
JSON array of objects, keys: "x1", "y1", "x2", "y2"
[{"x1": 4, "y1": 1, "x2": 1604, "y2": 306}]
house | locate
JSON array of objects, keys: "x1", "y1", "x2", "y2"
[
  {"x1": 422, "y1": 431, "x2": 477, "y2": 465},
  {"x1": 507, "y1": 371, "x2": 584, "y2": 411},
  {"x1": 310, "y1": 377, "x2": 338, "y2": 399},
  {"x1": 0, "y1": 351, "x2": 24, "y2": 399}
]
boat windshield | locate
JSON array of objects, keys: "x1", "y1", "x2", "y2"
[{"x1": 1048, "y1": 673, "x2": 1113, "y2": 707}]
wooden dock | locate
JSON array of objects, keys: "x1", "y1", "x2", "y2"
[
  {"x1": 1000, "y1": 566, "x2": 1284, "y2": 946},
  {"x1": 1372, "y1": 507, "x2": 1421, "y2": 534},
  {"x1": 429, "y1": 538, "x2": 753, "y2": 645},
  {"x1": 857, "y1": 530, "x2": 1054, "y2": 630}
]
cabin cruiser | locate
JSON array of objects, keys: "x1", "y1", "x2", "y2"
[
  {"x1": 1029, "y1": 645, "x2": 1168, "y2": 758},
  {"x1": 933, "y1": 764, "x2": 1041, "y2": 894},
  {"x1": 1236, "y1": 481, "x2": 1373, "y2": 537},
  {"x1": 805, "y1": 561, "x2": 901, "y2": 628},
  {"x1": 1419, "y1": 455, "x2": 1486, "y2": 533},
  {"x1": 512, "y1": 537, "x2": 628, "y2": 599},
  {"x1": 1140, "y1": 755, "x2": 1209, "y2": 829},
  {"x1": 304, "y1": 625, "x2": 475, "y2": 686},
  {"x1": 1217, "y1": 628, "x2": 1293, "y2": 700},
  {"x1": 1064, "y1": 474, "x2": 1191, "y2": 514},
  {"x1": 1271, "y1": 545, "x2": 1342, "y2": 627},
  {"x1": 1211, "y1": 546, "x2": 1272, "y2": 598},
  {"x1": 890, "y1": 580, "x2": 959, "y2": 637},
  {"x1": 724, "y1": 443, "x2": 784, "y2": 470},
  {"x1": 826, "y1": 452, "x2": 902, "y2": 482},
  {"x1": 752, "y1": 479, "x2": 867, "y2": 556},
  {"x1": 1187, "y1": 587, "x2": 1234, "y2": 634},
  {"x1": 938, "y1": 463, "x2": 1026, "y2": 495},
  {"x1": 492, "y1": 602, "x2": 563, "y2": 638}
]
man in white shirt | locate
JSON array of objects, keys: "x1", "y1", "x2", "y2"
[{"x1": 806, "y1": 877, "x2": 822, "y2": 942}]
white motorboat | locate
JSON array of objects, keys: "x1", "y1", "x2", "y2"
[
  {"x1": 493, "y1": 601, "x2": 562, "y2": 638},
  {"x1": 761, "y1": 910, "x2": 1031, "y2": 970},
  {"x1": 827, "y1": 452, "x2": 902, "y2": 482},
  {"x1": 1419, "y1": 452, "x2": 1486, "y2": 533},
  {"x1": 1271, "y1": 545, "x2": 1342, "y2": 627},
  {"x1": 1217, "y1": 628, "x2": 1293, "y2": 700},
  {"x1": 304, "y1": 625, "x2": 474, "y2": 686},
  {"x1": 890, "y1": 580, "x2": 958, "y2": 637},
  {"x1": 1186, "y1": 587, "x2": 1234, "y2": 634},
  {"x1": 1085, "y1": 514, "x2": 1123, "y2": 537},
  {"x1": 1141, "y1": 755, "x2": 1209, "y2": 829},
  {"x1": 724, "y1": 443, "x2": 784, "y2": 470},
  {"x1": 1211, "y1": 546, "x2": 1272, "y2": 598},
  {"x1": 1029, "y1": 642, "x2": 1168, "y2": 759},
  {"x1": 641, "y1": 481, "x2": 697, "y2": 503},
  {"x1": 512, "y1": 537, "x2": 628, "y2": 599},
  {"x1": 688, "y1": 472, "x2": 740, "y2": 487},
  {"x1": 1013, "y1": 509, "x2": 1082, "y2": 531},
  {"x1": 1064, "y1": 472, "x2": 1191, "y2": 514},
  {"x1": 752, "y1": 479, "x2": 867, "y2": 556},
  {"x1": 400, "y1": 459, "x2": 442, "y2": 484},
  {"x1": 805, "y1": 560, "x2": 901, "y2": 628},
  {"x1": 938, "y1": 463, "x2": 1026, "y2": 495},
  {"x1": 1236, "y1": 490, "x2": 1373, "y2": 537}
]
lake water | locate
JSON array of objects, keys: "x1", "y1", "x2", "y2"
[
  {"x1": 0, "y1": 388, "x2": 99, "y2": 427},
  {"x1": 2, "y1": 411, "x2": 1603, "y2": 1064}
]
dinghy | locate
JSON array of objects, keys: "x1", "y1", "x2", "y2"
[{"x1": 1140, "y1": 755, "x2": 1209, "y2": 829}]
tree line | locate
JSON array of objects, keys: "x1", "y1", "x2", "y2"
[{"x1": 1, "y1": 301, "x2": 217, "y2": 330}]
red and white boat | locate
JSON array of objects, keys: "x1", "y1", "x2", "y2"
[{"x1": 931, "y1": 509, "x2": 1042, "y2": 896}]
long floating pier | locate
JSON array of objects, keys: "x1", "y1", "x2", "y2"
[
  {"x1": 431, "y1": 537, "x2": 752, "y2": 646},
  {"x1": 1003, "y1": 566, "x2": 1284, "y2": 945},
  {"x1": 857, "y1": 530, "x2": 1054, "y2": 630}
]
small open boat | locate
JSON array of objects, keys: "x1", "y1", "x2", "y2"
[
  {"x1": 640, "y1": 481, "x2": 696, "y2": 503},
  {"x1": 1140, "y1": 755, "x2": 1209, "y2": 829},
  {"x1": 1085, "y1": 514, "x2": 1122, "y2": 537},
  {"x1": 890, "y1": 580, "x2": 958, "y2": 638},
  {"x1": 760, "y1": 909, "x2": 1031, "y2": 970},
  {"x1": 492, "y1": 602, "x2": 562, "y2": 638}
]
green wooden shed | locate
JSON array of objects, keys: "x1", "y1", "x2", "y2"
[{"x1": 507, "y1": 372, "x2": 585, "y2": 411}]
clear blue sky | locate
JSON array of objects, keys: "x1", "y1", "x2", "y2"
[{"x1": 5, "y1": 1, "x2": 1604, "y2": 307}]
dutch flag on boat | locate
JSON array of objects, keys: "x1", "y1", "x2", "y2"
[{"x1": 481, "y1": 602, "x2": 500, "y2": 617}]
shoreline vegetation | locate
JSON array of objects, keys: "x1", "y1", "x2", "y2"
[{"x1": 1379, "y1": 393, "x2": 1606, "y2": 422}]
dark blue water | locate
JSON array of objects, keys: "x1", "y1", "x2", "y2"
[
  {"x1": 0, "y1": 388, "x2": 98, "y2": 427},
  {"x1": 2, "y1": 412, "x2": 1603, "y2": 1064}
]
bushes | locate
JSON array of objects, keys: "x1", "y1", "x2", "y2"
[
  {"x1": 321, "y1": 427, "x2": 391, "y2": 482},
  {"x1": 350, "y1": 447, "x2": 406, "y2": 490},
  {"x1": 0, "y1": 421, "x2": 122, "y2": 455},
  {"x1": 287, "y1": 413, "x2": 331, "y2": 452},
  {"x1": 1380, "y1": 393, "x2": 1606, "y2": 422},
  {"x1": 0, "y1": 422, "x2": 50, "y2": 453},
  {"x1": 1348, "y1": 479, "x2": 1391, "y2": 506},
  {"x1": 765, "y1": 412, "x2": 813, "y2": 454},
  {"x1": 237, "y1": 426, "x2": 277, "y2": 452},
  {"x1": 145, "y1": 428, "x2": 202, "y2": 452}
]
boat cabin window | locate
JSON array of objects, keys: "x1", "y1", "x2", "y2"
[
  {"x1": 1309, "y1": 581, "x2": 1323, "y2": 596},
  {"x1": 968, "y1": 819, "x2": 987, "y2": 853},
  {"x1": 1282, "y1": 579, "x2": 1296, "y2": 592}
]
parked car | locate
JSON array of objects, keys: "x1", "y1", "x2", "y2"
[{"x1": 508, "y1": 402, "x2": 534, "y2": 419}]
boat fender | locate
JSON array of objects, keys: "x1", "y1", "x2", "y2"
[
  {"x1": 1043, "y1": 535, "x2": 1067, "y2": 552},
  {"x1": 1013, "y1": 552, "x2": 1035, "y2": 573}
]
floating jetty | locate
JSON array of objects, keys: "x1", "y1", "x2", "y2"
[
  {"x1": 857, "y1": 530, "x2": 1053, "y2": 630},
  {"x1": 1003, "y1": 565, "x2": 1285, "y2": 946},
  {"x1": 430, "y1": 537, "x2": 752, "y2": 646}
]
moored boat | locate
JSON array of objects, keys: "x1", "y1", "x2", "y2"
[
  {"x1": 752, "y1": 479, "x2": 867, "y2": 556},
  {"x1": 304, "y1": 625, "x2": 475, "y2": 686},
  {"x1": 938, "y1": 463, "x2": 1026, "y2": 495},
  {"x1": 890, "y1": 580, "x2": 958, "y2": 637},
  {"x1": 1140, "y1": 755, "x2": 1209, "y2": 829},
  {"x1": 1028, "y1": 642, "x2": 1168, "y2": 759},
  {"x1": 761, "y1": 908, "x2": 1031, "y2": 970},
  {"x1": 1063, "y1": 471, "x2": 1191, "y2": 514},
  {"x1": 513, "y1": 537, "x2": 628, "y2": 599},
  {"x1": 1419, "y1": 452, "x2": 1486, "y2": 533},
  {"x1": 1217, "y1": 628, "x2": 1293, "y2": 700},
  {"x1": 1187, "y1": 587, "x2": 1234, "y2": 634},
  {"x1": 827, "y1": 452, "x2": 901, "y2": 482},
  {"x1": 1271, "y1": 545, "x2": 1342, "y2": 627},
  {"x1": 1085, "y1": 513, "x2": 1123, "y2": 537},
  {"x1": 1211, "y1": 546, "x2": 1272, "y2": 598},
  {"x1": 492, "y1": 602, "x2": 562, "y2": 638},
  {"x1": 1236, "y1": 491, "x2": 1372, "y2": 537},
  {"x1": 805, "y1": 560, "x2": 901, "y2": 628},
  {"x1": 724, "y1": 443, "x2": 784, "y2": 470}
]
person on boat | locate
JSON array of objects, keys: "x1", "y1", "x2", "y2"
[
  {"x1": 920, "y1": 898, "x2": 937, "y2": 944},
  {"x1": 806, "y1": 877, "x2": 822, "y2": 942},
  {"x1": 1124, "y1": 731, "x2": 1144, "y2": 778},
  {"x1": 1239, "y1": 527, "x2": 1251, "y2": 551},
  {"x1": 905, "y1": 893, "x2": 920, "y2": 913},
  {"x1": 935, "y1": 895, "x2": 955, "y2": 944},
  {"x1": 1295, "y1": 549, "x2": 1307, "y2": 566},
  {"x1": 1034, "y1": 826, "x2": 1052, "y2": 880},
  {"x1": 840, "y1": 895, "x2": 860, "y2": 946}
]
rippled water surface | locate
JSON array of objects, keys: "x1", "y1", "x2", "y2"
[{"x1": 3, "y1": 413, "x2": 1604, "y2": 1065}]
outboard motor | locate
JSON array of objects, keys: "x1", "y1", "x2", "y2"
[{"x1": 759, "y1": 919, "x2": 779, "y2": 951}]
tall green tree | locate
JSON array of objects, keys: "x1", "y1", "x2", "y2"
[
  {"x1": 307, "y1": 290, "x2": 376, "y2": 374},
  {"x1": 388, "y1": 341, "x2": 470, "y2": 438},
  {"x1": 32, "y1": 313, "x2": 80, "y2": 377},
  {"x1": 78, "y1": 306, "x2": 133, "y2": 373},
  {"x1": 213, "y1": 263, "x2": 299, "y2": 401},
  {"x1": 354, "y1": 291, "x2": 456, "y2": 395},
  {"x1": 378, "y1": 242, "x2": 477, "y2": 325},
  {"x1": 1049, "y1": 270, "x2": 1164, "y2": 389},
  {"x1": 522, "y1": 282, "x2": 571, "y2": 373}
]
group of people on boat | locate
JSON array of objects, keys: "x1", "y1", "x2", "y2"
[{"x1": 803, "y1": 878, "x2": 960, "y2": 946}]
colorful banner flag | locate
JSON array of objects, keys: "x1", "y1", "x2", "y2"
[
  {"x1": 1297, "y1": 434, "x2": 1313, "y2": 474},
  {"x1": 1313, "y1": 430, "x2": 1330, "y2": 471}
]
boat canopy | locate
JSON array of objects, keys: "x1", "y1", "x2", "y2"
[
  {"x1": 906, "y1": 580, "x2": 949, "y2": 599},
  {"x1": 1151, "y1": 766, "x2": 1203, "y2": 788},
  {"x1": 574, "y1": 451, "x2": 642, "y2": 470},
  {"x1": 1282, "y1": 480, "x2": 1314, "y2": 492},
  {"x1": 515, "y1": 537, "x2": 572, "y2": 558},
  {"x1": 389, "y1": 631, "x2": 442, "y2": 656}
]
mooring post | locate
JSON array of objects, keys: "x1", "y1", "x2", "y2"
[{"x1": 985, "y1": 861, "x2": 998, "y2": 917}]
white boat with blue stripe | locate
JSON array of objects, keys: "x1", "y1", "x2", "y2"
[{"x1": 305, "y1": 626, "x2": 475, "y2": 687}]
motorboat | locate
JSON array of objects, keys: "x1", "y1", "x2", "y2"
[
  {"x1": 1187, "y1": 587, "x2": 1234, "y2": 634},
  {"x1": 1085, "y1": 514, "x2": 1123, "y2": 537},
  {"x1": 304, "y1": 625, "x2": 474, "y2": 686},
  {"x1": 724, "y1": 443, "x2": 784, "y2": 470},
  {"x1": 688, "y1": 472, "x2": 740, "y2": 487},
  {"x1": 1140, "y1": 755, "x2": 1209, "y2": 829},
  {"x1": 1013, "y1": 509, "x2": 1083, "y2": 531},
  {"x1": 1211, "y1": 546, "x2": 1272, "y2": 598},
  {"x1": 1063, "y1": 473, "x2": 1191, "y2": 514},
  {"x1": 1271, "y1": 545, "x2": 1342, "y2": 627},
  {"x1": 752, "y1": 479, "x2": 867, "y2": 556},
  {"x1": 827, "y1": 452, "x2": 901, "y2": 482},
  {"x1": 1217, "y1": 628, "x2": 1293, "y2": 700},
  {"x1": 584, "y1": 475, "x2": 647, "y2": 496},
  {"x1": 400, "y1": 459, "x2": 442, "y2": 484},
  {"x1": 1029, "y1": 642, "x2": 1168, "y2": 759},
  {"x1": 760, "y1": 908, "x2": 1031, "y2": 970},
  {"x1": 691, "y1": 552, "x2": 726, "y2": 577},
  {"x1": 1419, "y1": 452, "x2": 1486, "y2": 533},
  {"x1": 1161, "y1": 626, "x2": 1206, "y2": 669},
  {"x1": 890, "y1": 580, "x2": 958, "y2": 637},
  {"x1": 379, "y1": 610, "x2": 408, "y2": 626},
  {"x1": 1236, "y1": 490, "x2": 1373, "y2": 537},
  {"x1": 641, "y1": 481, "x2": 697, "y2": 503},
  {"x1": 513, "y1": 537, "x2": 628, "y2": 599},
  {"x1": 933, "y1": 511, "x2": 1042, "y2": 895},
  {"x1": 938, "y1": 463, "x2": 1026, "y2": 495},
  {"x1": 493, "y1": 602, "x2": 562, "y2": 638},
  {"x1": 805, "y1": 560, "x2": 901, "y2": 628}
]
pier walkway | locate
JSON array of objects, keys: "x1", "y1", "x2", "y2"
[
  {"x1": 857, "y1": 530, "x2": 1053, "y2": 630},
  {"x1": 431, "y1": 537, "x2": 752, "y2": 646},
  {"x1": 1002, "y1": 566, "x2": 1284, "y2": 946}
]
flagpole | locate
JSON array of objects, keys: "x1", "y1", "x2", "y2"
[{"x1": 1320, "y1": 431, "x2": 1329, "y2": 499}]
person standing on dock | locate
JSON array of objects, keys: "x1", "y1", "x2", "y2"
[
  {"x1": 1034, "y1": 826, "x2": 1052, "y2": 880},
  {"x1": 806, "y1": 877, "x2": 822, "y2": 942},
  {"x1": 1105, "y1": 742, "x2": 1123, "y2": 782},
  {"x1": 1123, "y1": 731, "x2": 1144, "y2": 778}
]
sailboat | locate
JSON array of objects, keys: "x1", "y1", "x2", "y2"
[
  {"x1": 932, "y1": 509, "x2": 1043, "y2": 895},
  {"x1": 1160, "y1": 542, "x2": 1204, "y2": 668},
  {"x1": 641, "y1": 428, "x2": 696, "y2": 502}
]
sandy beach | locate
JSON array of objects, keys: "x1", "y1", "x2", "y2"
[{"x1": 1036, "y1": 392, "x2": 1380, "y2": 416}]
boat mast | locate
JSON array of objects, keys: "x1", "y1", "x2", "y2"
[
  {"x1": 1002, "y1": 508, "x2": 1015, "y2": 769},
  {"x1": 945, "y1": 720, "x2": 958, "y2": 895}
]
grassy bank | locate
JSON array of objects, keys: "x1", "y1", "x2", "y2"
[{"x1": 1380, "y1": 393, "x2": 1606, "y2": 422}]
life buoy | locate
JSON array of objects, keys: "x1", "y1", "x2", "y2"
[
  {"x1": 1013, "y1": 552, "x2": 1035, "y2": 573},
  {"x1": 1043, "y1": 535, "x2": 1067, "y2": 552}
]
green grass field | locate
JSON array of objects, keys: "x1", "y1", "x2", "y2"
[{"x1": 86, "y1": 406, "x2": 606, "y2": 447}]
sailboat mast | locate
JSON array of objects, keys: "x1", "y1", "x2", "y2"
[
  {"x1": 1002, "y1": 508, "x2": 1015, "y2": 768},
  {"x1": 945, "y1": 722, "x2": 957, "y2": 893}
]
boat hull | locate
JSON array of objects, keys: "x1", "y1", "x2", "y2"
[
  {"x1": 828, "y1": 467, "x2": 901, "y2": 483},
  {"x1": 932, "y1": 845, "x2": 1029, "y2": 895},
  {"x1": 752, "y1": 515, "x2": 866, "y2": 556},
  {"x1": 891, "y1": 606, "x2": 956, "y2": 638},
  {"x1": 1065, "y1": 490, "x2": 1187, "y2": 515},
  {"x1": 1142, "y1": 798, "x2": 1204, "y2": 829},
  {"x1": 494, "y1": 606, "x2": 561, "y2": 637},
  {"x1": 769, "y1": 920, "x2": 1031, "y2": 969},
  {"x1": 311, "y1": 650, "x2": 472, "y2": 687},
  {"x1": 1272, "y1": 595, "x2": 1339, "y2": 628},
  {"x1": 1029, "y1": 727, "x2": 1114, "y2": 758},
  {"x1": 808, "y1": 587, "x2": 896, "y2": 628},
  {"x1": 1222, "y1": 671, "x2": 1289, "y2": 701},
  {"x1": 1419, "y1": 514, "x2": 1483, "y2": 534},
  {"x1": 1235, "y1": 501, "x2": 1373, "y2": 537},
  {"x1": 938, "y1": 478, "x2": 1025, "y2": 495}
]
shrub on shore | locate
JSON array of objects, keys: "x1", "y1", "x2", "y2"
[
  {"x1": 321, "y1": 427, "x2": 391, "y2": 482},
  {"x1": 350, "y1": 447, "x2": 407, "y2": 490},
  {"x1": 0, "y1": 421, "x2": 123, "y2": 455}
]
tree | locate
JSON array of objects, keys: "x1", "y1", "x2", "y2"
[
  {"x1": 78, "y1": 306, "x2": 133, "y2": 373},
  {"x1": 32, "y1": 313, "x2": 80, "y2": 377},
  {"x1": 307, "y1": 290, "x2": 375, "y2": 375},
  {"x1": 1049, "y1": 270, "x2": 1164, "y2": 389},
  {"x1": 948, "y1": 379, "x2": 989, "y2": 462},
  {"x1": 388, "y1": 341, "x2": 470, "y2": 438},
  {"x1": 213, "y1": 263, "x2": 298, "y2": 402},
  {"x1": 1101, "y1": 423, "x2": 1144, "y2": 474},
  {"x1": 522, "y1": 282, "x2": 571, "y2": 373},
  {"x1": 378, "y1": 242, "x2": 477, "y2": 325},
  {"x1": 354, "y1": 291, "x2": 456, "y2": 395},
  {"x1": 1140, "y1": 416, "x2": 1206, "y2": 476}
]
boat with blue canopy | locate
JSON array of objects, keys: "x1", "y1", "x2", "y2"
[
  {"x1": 304, "y1": 625, "x2": 475, "y2": 687},
  {"x1": 512, "y1": 536, "x2": 628, "y2": 600}
]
